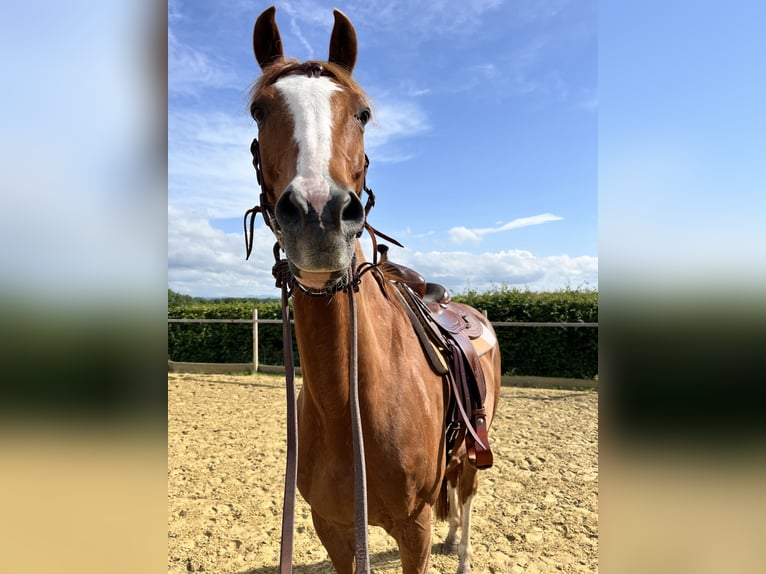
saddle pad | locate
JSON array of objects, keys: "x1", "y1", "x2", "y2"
[
  {"x1": 429, "y1": 306, "x2": 497, "y2": 358},
  {"x1": 470, "y1": 321, "x2": 496, "y2": 358}
]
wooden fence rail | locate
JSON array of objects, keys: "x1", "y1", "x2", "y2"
[
  {"x1": 168, "y1": 318, "x2": 598, "y2": 327},
  {"x1": 168, "y1": 314, "x2": 598, "y2": 388}
]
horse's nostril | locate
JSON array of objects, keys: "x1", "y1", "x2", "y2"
[
  {"x1": 276, "y1": 187, "x2": 363, "y2": 236},
  {"x1": 342, "y1": 192, "x2": 365, "y2": 226},
  {"x1": 275, "y1": 189, "x2": 304, "y2": 230}
]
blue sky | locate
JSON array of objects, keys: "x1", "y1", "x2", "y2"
[
  {"x1": 599, "y1": 1, "x2": 766, "y2": 296},
  {"x1": 0, "y1": 0, "x2": 760, "y2": 305},
  {"x1": 168, "y1": 0, "x2": 597, "y2": 297}
]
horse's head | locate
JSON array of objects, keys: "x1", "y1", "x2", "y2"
[{"x1": 249, "y1": 6, "x2": 370, "y2": 291}]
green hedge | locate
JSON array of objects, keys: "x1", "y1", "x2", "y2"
[
  {"x1": 168, "y1": 288, "x2": 598, "y2": 379},
  {"x1": 168, "y1": 300, "x2": 295, "y2": 366},
  {"x1": 454, "y1": 288, "x2": 598, "y2": 379}
]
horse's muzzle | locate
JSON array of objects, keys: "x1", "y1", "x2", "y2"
[{"x1": 275, "y1": 185, "x2": 365, "y2": 287}]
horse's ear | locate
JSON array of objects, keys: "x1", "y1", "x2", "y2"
[
  {"x1": 253, "y1": 6, "x2": 283, "y2": 70},
  {"x1": 328, "y1": 9, "x2": 357, "y2": 73}
]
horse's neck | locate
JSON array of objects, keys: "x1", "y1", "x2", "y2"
[
  {"x1": 291, "y1": 288, "x2": 357, "y2": 384},
  {"x1": 291, "y1": 261, "x2": 389, "y2": 416}
]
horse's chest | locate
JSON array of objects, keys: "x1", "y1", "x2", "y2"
[{"x1": 296, "y1": 431, "x2": 424, "y2": 522}]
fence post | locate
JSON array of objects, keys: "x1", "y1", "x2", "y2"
[{"x1": 253, "y1": 308, "x2": 259, "y2": 373}]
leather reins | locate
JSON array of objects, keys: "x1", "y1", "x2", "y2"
[
  {"x1": 245, "y1": 110, "x2": 399, "y2": 572},
  {"x1": 270, "y1": 254, "x2": 372, "y2": 574}
]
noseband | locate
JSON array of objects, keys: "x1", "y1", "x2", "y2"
[
  {"x1": 244, "y1": 136, "x2": 402, "y2": 295},
  {"x1": 244, "y1": 139, "x2": 377, "y2": 297}
]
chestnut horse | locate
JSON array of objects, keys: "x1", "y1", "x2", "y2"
[{"x1": 247, "y1": 7, "x2": 500, "y2": 574}]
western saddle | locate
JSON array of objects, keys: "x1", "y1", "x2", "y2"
[{"x1": 375, "y1": 246, "x2": 494, "y2": 469}]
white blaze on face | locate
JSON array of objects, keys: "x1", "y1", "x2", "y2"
[{"x1": 275, "y1": 75, "x2": 340, "y2": 216}]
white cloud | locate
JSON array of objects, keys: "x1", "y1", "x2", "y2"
[
  {"x1": 577, "y1": 88, "x2": 599, "y2": 112},
  {"x1": 168, "y1": 0, "x2": 183, "y2": 21},
  {"x1": 168, "y1": 206, "x2": 282, "y2": 298},
  {"x1": 168, "y1": 207, "x2": 596, "y2": 297},
  {"x1": 364, "y1": 98, "x2": 431, "y2": 160},
  {"x1": 448, "y1": 227, "x2": 482, "y2": 243},
  {"x1": 168, "y1": 29, "x2": 236, "y2": 95},
  {"x1": 168, "y1": 110, "x2": 258, "y2": 218},
  {"x1": 408, "y1": 87, "x2": 432, "y2": 97},
  {"x1": 449, "y1": 213, "x2": 563, "y2": 244},
  {"x1": 168, "y1": 0, "x2": 239, "y2": 95},
  {"x1": 336, "y1": 0, "x2": 504, "y2": 36},
  {"x1": 167, "y1": 99, "x2": 428, "y2": 222},
  {"x1": 169, "y1": 100, "x2": 430, "y2": 244},
  {"x1": 393, "y1": 248, "x2": 597, "y2": 294},
  {"x1": 280, "y1": 0, "x2": 333, "y2": 59}
]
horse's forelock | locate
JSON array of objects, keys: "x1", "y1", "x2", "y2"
[{"x1": 248, "y1": 58, "x2": 369, "y2": 110}]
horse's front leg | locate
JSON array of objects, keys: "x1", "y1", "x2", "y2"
[
  {"x1": 392, "y1": 504, "x2": 433, "y2": 574},
  {"x1": 456, "y1": 464, "x2": 479, "y2": 574},
  {"x1": 441, "y1": 460, "x2": 480, "y2": 573},
  {"x1": 442, "y1": 473, "x2": 461, "y2": 554},
  {"x1": 311, "y1": 509, "x2": 355, "y2": 574}
]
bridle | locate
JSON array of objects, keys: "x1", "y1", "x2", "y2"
[
  {"x1": 243, "y1": 136, "x2": 401, "y2": 297},
  {"x1": 244, "y1": 138, "x2": 404, "y2": 290},
  {"x1": 242, "y1": 62, "x2": 401, "y2": 574},
  {"x1": 243, "y1": 60, "x2": 400, "y2": 284}
]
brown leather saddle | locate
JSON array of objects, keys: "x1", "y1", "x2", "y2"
[{"x1": 376, "y1": 247, "x2": 494, "y2": 469}]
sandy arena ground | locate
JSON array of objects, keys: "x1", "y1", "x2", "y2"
[{"x1": 168, "y1": 373, "x2": 598, "y2": 573}]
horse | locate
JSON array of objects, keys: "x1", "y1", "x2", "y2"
[{"x1": 247, "y1": 7, "x2": 501, "y2": 574}]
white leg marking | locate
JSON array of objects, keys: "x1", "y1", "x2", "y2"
[
  {"x1": 444, "y1": 482, "x2": 461, "y2": 552},
  {"x1": 457, "y1": 493, "x2": 475, "y2": 574},
  {"x1": 275, "y1": 75, "x2": 339, "y2": 215}
]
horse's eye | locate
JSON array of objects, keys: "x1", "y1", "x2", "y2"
[
  {"x1": 251, "y1": 104, "x2": 266, "y2": 125},
  {"x1": 357, "y1": 108, "x2": 371, "y2": 127}
]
